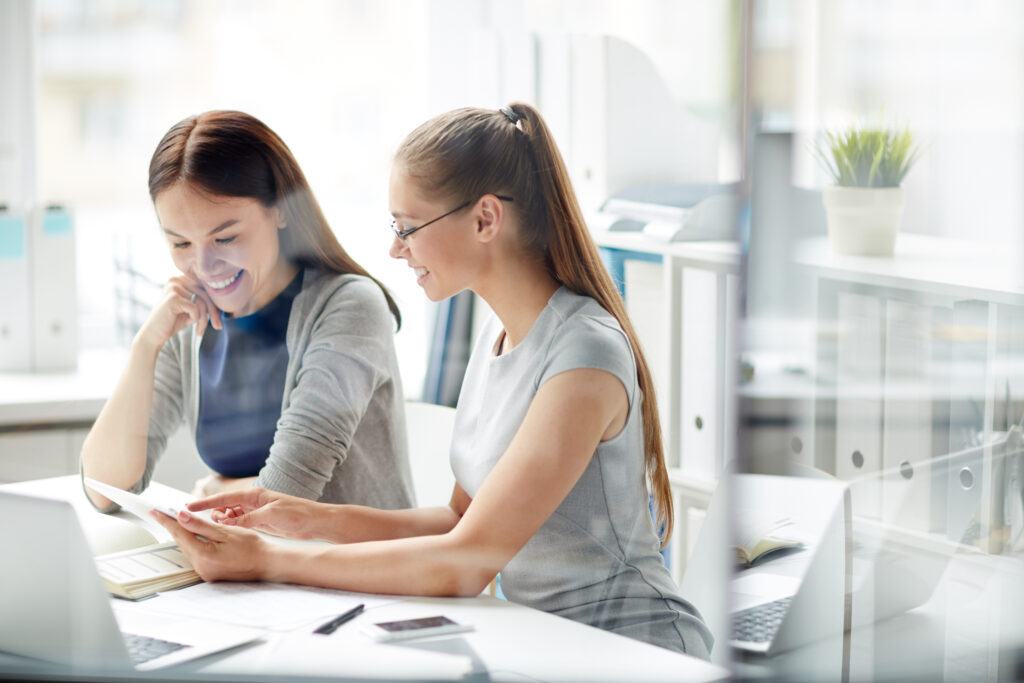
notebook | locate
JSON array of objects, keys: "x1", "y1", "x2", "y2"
[{"x1": 0, "y1": 489, "x2": 263, "y2": 672}]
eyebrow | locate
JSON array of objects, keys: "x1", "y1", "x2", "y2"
[{"x1": 163, "y1": 218, "x2": 239, "y2": 239}]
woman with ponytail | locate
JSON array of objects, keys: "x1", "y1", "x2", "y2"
[
  {"x1": 153, "y1": 103, "x2": 712, "y2": 658},
  {"x1": 83, "y1": 110, "x2": 414, "y2": 511}
]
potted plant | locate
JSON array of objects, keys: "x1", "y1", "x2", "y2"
[{"x1": 814, "y1": 124, "x2": 920, "y2": 256}]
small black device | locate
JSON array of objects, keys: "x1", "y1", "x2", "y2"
[{"x1": 360, "y1": 615, "x2": 473, "y2": 642}]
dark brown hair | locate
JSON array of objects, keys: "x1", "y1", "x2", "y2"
[
  {"x1": 148, "y1": 110, "x2": 400, "y2": 328},
  {"x1": 395, "y1": 102, "x2": 673, "y2": 545}
]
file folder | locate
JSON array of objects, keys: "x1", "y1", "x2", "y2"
[
  {"x1": 0, "y1": 209, "x2": 32, "y2": 371},
  {"x1": 680, "y1": 267, "x2": 726, "y2": 479},
  {"x1": 881, "y1": 299, "x2": 949, "y2": 531},
  {"x1": 834, "y1": 291, "x2": 884, "y2": 519},
  {"x1": 30, "y1": 205, "x2": 78, "y2": 371}
]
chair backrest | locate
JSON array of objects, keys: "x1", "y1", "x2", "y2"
[{"x1": 404, "y1": 401, "x2": 457, "y2": 507}]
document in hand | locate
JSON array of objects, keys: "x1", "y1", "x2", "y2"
[
  {"x1": 84, "y1": 478, "x2": 201, "y2": 599},
  {"x1": 84, "y1": 477, "x2": 183, "y2": 521}
]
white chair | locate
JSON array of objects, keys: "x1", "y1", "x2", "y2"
[
  {"x1": 404, "y1": 401, "x2": 457, "y2": 508},
  {"x1": 404, "y1": 401, "x2": 500, "y2": 597}
]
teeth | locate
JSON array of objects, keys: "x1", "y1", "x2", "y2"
[
  {"x1": 414, "y1": 268, "x2": 428, "y2": 277},
  {"x1": 206, "y1": 271, "x2": 241, "y2": 290}
]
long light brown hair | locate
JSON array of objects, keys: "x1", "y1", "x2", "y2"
[
  {"x1": 149, "y1": 110, "x2": 400, "y2": 328},
  {"x1": 395, "y1": 102, "x2": 673, "y2": 545}
]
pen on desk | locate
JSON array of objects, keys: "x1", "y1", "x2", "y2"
[{"x1": 313, "y1": 604, "x2": 365, "y2": 635}]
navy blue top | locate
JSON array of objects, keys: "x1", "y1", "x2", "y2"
[{"x1": 195, "y1": 270, "x2": 303, "y2": 478}]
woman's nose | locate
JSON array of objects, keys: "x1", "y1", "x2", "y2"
[
  {"x1": 195, "y1": 246, "x2": 224, "y2": 274},
  {"x1": 388, "y1": 234, "x2": 407, "y2": 259}
]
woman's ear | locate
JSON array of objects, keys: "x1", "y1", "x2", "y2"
[
  {"x1": 271, "y1": 206, "x2": 287, "y2": 229},
  {"x1": 474, "y1": 194, "x2": 505, "y2": 243}
]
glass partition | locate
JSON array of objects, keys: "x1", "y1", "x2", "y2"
[{"x1": 739, "y1": 1, "x2": 1024, "y2": 679}]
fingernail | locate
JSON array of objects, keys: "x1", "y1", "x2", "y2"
[
  {"x1": 222, "y1": 517, "x2": 236, "y2": 525},
  {"x1": 178, "y1": 510, "x2": 192, "y2": 522}
]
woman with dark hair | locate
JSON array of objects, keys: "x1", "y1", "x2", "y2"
[
  {"x1": 152, "y1": 103, "x2": 711, "y2": 658},
  {"x1": 83, "y1": 110, "x2": 413, "y2": 510}
]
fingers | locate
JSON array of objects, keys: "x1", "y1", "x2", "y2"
[
  {"x1": 217, "y1": 506, "x2": 266, "y2": 529},
  {"x1": 193, "y1": 289, "x2": 224, "y2": 333},
  {"x1": 167, "y1": 276, "x2": 222, "y2": 334},
  {"x1": 150, "y1": 509, "x2": 208, "y2": 551},
  {"x1": 182, "y1": 277, "x2": 222, "y2": 331},
  {"x1": 188, "y1": 487, "x2": 263, "y2": 513},
  {"x1": 150, "y1": 508, "x2": 225, "y2": 543},
  {"x1": 194, "y1": 295, "x2": 208, "y2": 337},
  {"x1": 210, "y1": 506, "x2": 244, "y2": 523}
]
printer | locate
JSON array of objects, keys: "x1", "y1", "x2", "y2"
[{"x1": 587, "y1": 182, "x2": 741, "y2": 243}]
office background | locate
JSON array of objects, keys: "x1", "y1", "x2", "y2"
[{"x1": 2, "y1": 0, "x2": 1024, "y2": 681}]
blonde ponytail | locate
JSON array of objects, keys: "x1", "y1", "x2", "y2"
[
  {"x1": 395, "y1": 102, "x2": 674, "y2": 546},
  {"x1": 508, "y1": 103, "x2": 674, "y2": 546}
]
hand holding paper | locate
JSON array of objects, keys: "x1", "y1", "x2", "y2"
[{"x1": 84, "y1": 477, "x2": 183, "y2": 522}]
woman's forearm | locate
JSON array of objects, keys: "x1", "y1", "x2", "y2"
[
  {"x1": 264, "y1": 529, "x2": 497, "y2": 597},
  {"x1": 322, "y1": 503, "x2": 461, "y2": 544},
  {"x1": 80, "y1": 338, "x2": 162, "y2": 507}
]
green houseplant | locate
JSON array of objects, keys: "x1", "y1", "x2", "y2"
[{"x1": 814, "y1": 124, "x2": 921, "y2": 256}]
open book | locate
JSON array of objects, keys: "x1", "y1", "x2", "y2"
[
  {"x1": 734, "y1": 512, "x2": 804, "y2": 569},
  {"x1": 84, "y1": 478, "x2": 201, "y2": 600}
]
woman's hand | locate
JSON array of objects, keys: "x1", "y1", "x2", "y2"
[
  {"x1": 135, "y1": 275, "x2": 223, "y2": 353},
  {"x1": 149, "y1": 508, "x2": 269, "y2": 583},
  {"x1": 187, "y1": 487, "x2": 328, "y2": 541}
]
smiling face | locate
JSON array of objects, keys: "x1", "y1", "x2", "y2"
[
  {"x1": 387, "y1": 168, "x2": 482, "y2": 302},
  {"x1": 155, "y1": 183, "x2": 297, "y2": 317}
]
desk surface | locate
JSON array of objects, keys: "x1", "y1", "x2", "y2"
[{"x1": 0, "y1": 476, "x2": 728, "y2": 682}]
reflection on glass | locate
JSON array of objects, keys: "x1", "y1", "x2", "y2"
[{"x1": 739, "y1": 2, "x2": 1024, "y2": 680}]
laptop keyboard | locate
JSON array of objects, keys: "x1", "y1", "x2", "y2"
[
  {"x1": 123, "y1": 632, "x2": 190, "y2": 665},
  {"x1": 731, "y1": 596, "x2": 793, "y2": 644}
]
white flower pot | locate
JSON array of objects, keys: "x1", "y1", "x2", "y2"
[{"x1": 822, "y1": 186, "x2": 905, "y2": 257}]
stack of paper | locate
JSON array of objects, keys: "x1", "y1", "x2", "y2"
[{"x1": 95, "y1": 542, "x2": 200, "y2": 600}]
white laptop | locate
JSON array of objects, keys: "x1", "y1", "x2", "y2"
[
  {"x1": 681, "y1": 473, "x2": 851, "y2": 659},
  {"x1": 683, "y1": 471, "x2": 957, "y2": 661},
  {"x1": 0, "y1": 489, "x2": 263, "y2": 672}
]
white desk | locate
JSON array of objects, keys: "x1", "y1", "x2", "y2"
[{"x1": 0, "y1": 476, "x2": 729, "y2": 682}]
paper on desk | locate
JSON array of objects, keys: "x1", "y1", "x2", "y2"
[
  {"x1": 250, "y1": 633, "x2": 473, "y2": 680},
  {"x1": 143, "y1": 581, "x2": 404, "y2": 631}
]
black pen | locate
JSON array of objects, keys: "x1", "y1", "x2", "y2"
[{"x1": 313, "y1": 604, "x2": 365, "y2": 635}]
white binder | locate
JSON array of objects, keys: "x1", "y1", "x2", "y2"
[
  {"x1": 881, "y1": 300, "x2": 936, "y2": 530},
  {"x1": 623, "y1": 259, "x2": 668, "y2": 431},
  {"x1": 0, "y1": 209, "x2": 32, "y2": 371},
  {"x1": 834, "y1": 291, "x2": 884, "y2": 519},
  {"x1": 30, "y1": 205, "x2": 78, "y2": 371},
  {"x1": 680, "y1": 267, "x2": 723, "y2": 479}
]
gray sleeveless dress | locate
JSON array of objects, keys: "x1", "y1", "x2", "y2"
[{"x1": 449, "y1": 287, "x2": 712, "y2": 657}]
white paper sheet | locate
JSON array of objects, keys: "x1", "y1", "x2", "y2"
[{"x1": 143, "y1": 581, "x2": 405, "y2": 631}]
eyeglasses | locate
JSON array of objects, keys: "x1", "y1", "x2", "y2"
[{"x1": 390, "y1": 195, "x2": 514, "y2": 244}]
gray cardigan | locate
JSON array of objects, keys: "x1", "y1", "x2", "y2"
[{"x1": 130, "y1": 268, "x2": 414, "y2": 509}]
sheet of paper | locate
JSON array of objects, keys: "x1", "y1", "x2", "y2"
[
  {"x1": 142, "y1": 581, "x2": 406, "y2": 631},
  {"x1": 84, "y1": 477, "x2": 182, "y2": 518}
]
